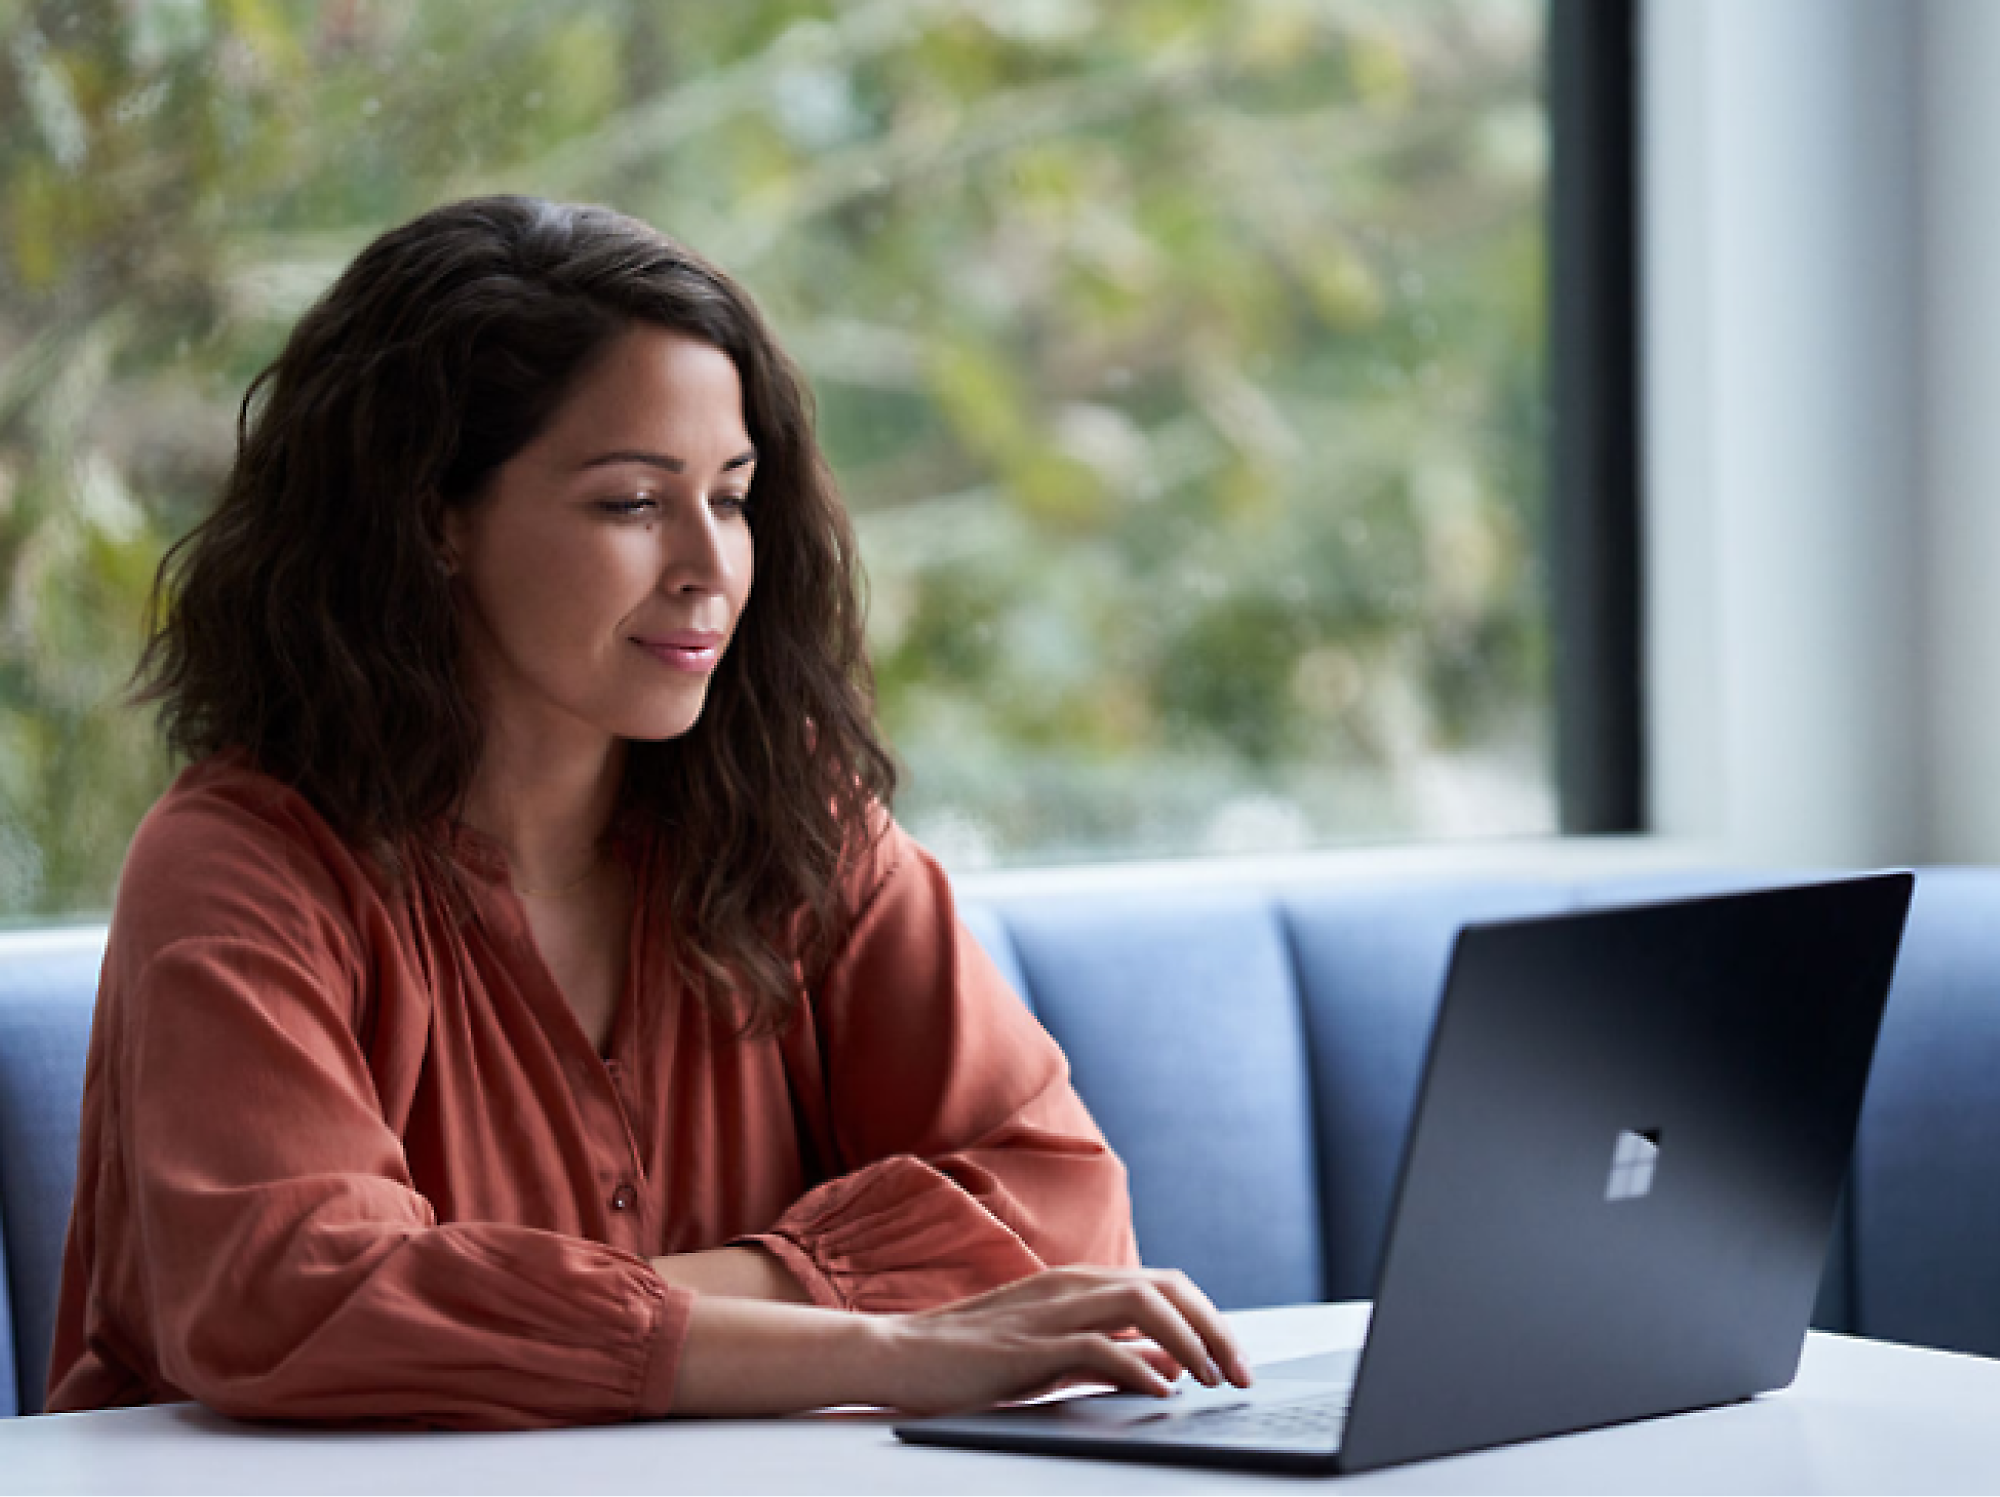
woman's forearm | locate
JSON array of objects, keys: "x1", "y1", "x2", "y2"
[
  {"x1": 650, "y1": 1244, "x2": 811, "y2": 1303},
  {"x1": 670, "y1": 1295, "x2": 894, "y2": 1415}
]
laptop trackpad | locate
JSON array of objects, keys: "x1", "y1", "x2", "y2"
[
  {"x1": 1257, "y1": 1347, "x2": 1361, "y2": 1385},
  {"x1": 1030, "y1": 1346, "x2": 1361, "y2": 1423},
  {"x1": 1045, "y1": 1382, "x2": 1285, "y2": 1428}
]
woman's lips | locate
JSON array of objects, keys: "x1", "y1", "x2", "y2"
[{"x1": 634, "y1": 632, "x2": 724, "y2": 674}]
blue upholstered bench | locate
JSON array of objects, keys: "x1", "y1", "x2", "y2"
[
  {"x1": 0, "y1": 928, "x2": 105, "y2": 1417},
  {"x1": 2, "y1": 866, "x2": 1996, "y2": 1416}
]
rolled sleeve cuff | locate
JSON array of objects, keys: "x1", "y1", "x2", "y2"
[
  {"x1": 631, "y1": 1278, "x2": 698, "y2": 1419},
  {"x1": 738, "y1": 1230, "x2": 848, "y2": 1310},
  {"x1": 737, "y1": 1155, "x2": 1044, "y2": 1314}
]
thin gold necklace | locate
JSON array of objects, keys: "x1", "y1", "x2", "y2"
[{"x1": 513, "y1": 852, "x2": 605, "y2": 899}]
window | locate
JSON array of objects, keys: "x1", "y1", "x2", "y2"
[{"x1": 1, "y1": 0, "x2": 1568, "y2": 915}]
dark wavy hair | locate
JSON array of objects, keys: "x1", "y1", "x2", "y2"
[{"x1": 137, "y1": 195, "x2": 896, "y2": 1032}]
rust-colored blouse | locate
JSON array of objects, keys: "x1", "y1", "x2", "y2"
[{"x1": 46, "y1": 756, "x2": 1137, "y2": 1428}]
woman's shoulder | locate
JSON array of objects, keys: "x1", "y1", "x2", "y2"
[
  {"x1": 110, "y1": 752, "x2": 387, "y2": 981},
  {"x1": 838, "y1": 801, "x2": 919, "y2": 917},
  {"x1": 126, "y1": 751, "x2": 361, "y2": 880}
]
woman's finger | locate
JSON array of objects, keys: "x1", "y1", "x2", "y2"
[
  {"x1": 1145, "y1": 1268, "x2": 1253, "y2": 1386},
  {"x1": 1063, "y1": 1332, "x2": 1176, "y2": 1399},
  {"x1": 1115, "y1": 1281, "x2": 1224, "y2": 1387},
  {"x1": 1130, "y1": 1338, "x2": 1184, "y2": 1385},
  {"x1": 1029, "y1": 1275, "x2": 1235, "y2": 1389}
]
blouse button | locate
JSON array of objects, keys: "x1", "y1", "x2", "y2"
[{"x1": 610, "y1": 1183, "x2": 637, "y2": 1213}]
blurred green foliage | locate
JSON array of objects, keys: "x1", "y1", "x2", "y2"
[{"x1": 0, "y1": 0, "x2": 1549, "y2": 915}]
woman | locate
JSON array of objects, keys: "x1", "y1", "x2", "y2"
[{"x1": 45, "y1": 197, "x2": 1248, "y2": 1427}]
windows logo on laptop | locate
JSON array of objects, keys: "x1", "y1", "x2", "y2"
[{"x1": 1604, "y1": 1127, "x2": 1662, "y2": 1201}]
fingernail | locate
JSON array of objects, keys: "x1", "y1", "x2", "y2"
[{"x1": 1203, "y1": 1357, "x2": 1222, "y2": 1387}]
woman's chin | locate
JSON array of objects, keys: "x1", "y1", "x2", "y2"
[{"x1": 616, "y1": 699, "x2": 711, "y2": 744}]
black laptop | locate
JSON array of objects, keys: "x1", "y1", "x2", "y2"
[{"x1": 896, "y1": 873, "x2": 1915, "y2": 1474}]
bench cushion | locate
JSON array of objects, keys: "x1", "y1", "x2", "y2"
[
  {"x1": 989, "y1": 891, "x2": 1322, "y2": 1310},
  {"x1": 3, "y1": 862, "x2": 1994, "y2": 1419},
  {"x1": 0, "y1": 932, "x2": 102, "y2": 1415}
]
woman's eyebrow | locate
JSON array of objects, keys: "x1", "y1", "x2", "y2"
[{"x1": 576, "y1": 448, "x2": 758, "y2": 474}]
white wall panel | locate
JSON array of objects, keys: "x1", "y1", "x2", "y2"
[{"x1": 1644, "y1": 0, "x2": 1928, "y2": 865}]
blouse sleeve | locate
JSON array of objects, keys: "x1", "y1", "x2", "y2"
[
  {"x1": 741, "y1": 821, "x2": 1140, "y2": 1311},
  {"x1": 84, "y1": 802, "x2": 693, "y2": 1429}
]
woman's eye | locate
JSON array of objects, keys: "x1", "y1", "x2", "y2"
[
  {"x1": 598, "y1": 495, "x2": 656, "y2": 517},
  {"x1": 712, "y1": 492, "x2": 751, "y2": 515}
]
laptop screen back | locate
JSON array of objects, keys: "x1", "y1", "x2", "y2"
[{"x1": 1338, "y1": 873, "x2": 1913, "y2": 1471}]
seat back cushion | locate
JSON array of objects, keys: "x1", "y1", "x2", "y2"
[
  {"x1": 0, "y1": 931, "x2": 103, "y2": 1414},
  {"x1": 995, "y1": 890, "x2": 1322, "y2": 1310}
]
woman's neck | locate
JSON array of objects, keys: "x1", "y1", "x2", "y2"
[{"x1": 460, "y1": 718, "x2": 628, "y2": 892}]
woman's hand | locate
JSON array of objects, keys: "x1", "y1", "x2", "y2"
[
  {"x1": 670, "y1": 1263, "x2": 1250, "y2": 1418},
  {"x1": 861, "y1": 1265, "x2": 1254, "y2": 1416}
]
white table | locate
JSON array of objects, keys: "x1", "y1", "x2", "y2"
[{"x1": 6, "y1": 1304, "x2": 1998, "y2": 1494}]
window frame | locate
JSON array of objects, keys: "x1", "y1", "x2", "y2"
[{"x1": 1548, "y1": 0, "x2": 1646, "y2": 834}]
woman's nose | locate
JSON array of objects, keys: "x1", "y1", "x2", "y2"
[{"x1": 662, "y1": 500, "x2": 738, "y2": 593}]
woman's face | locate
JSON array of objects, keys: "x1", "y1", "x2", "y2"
[{"x1": 442, "y1": 323, "x2": 756, "y2": 753}]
